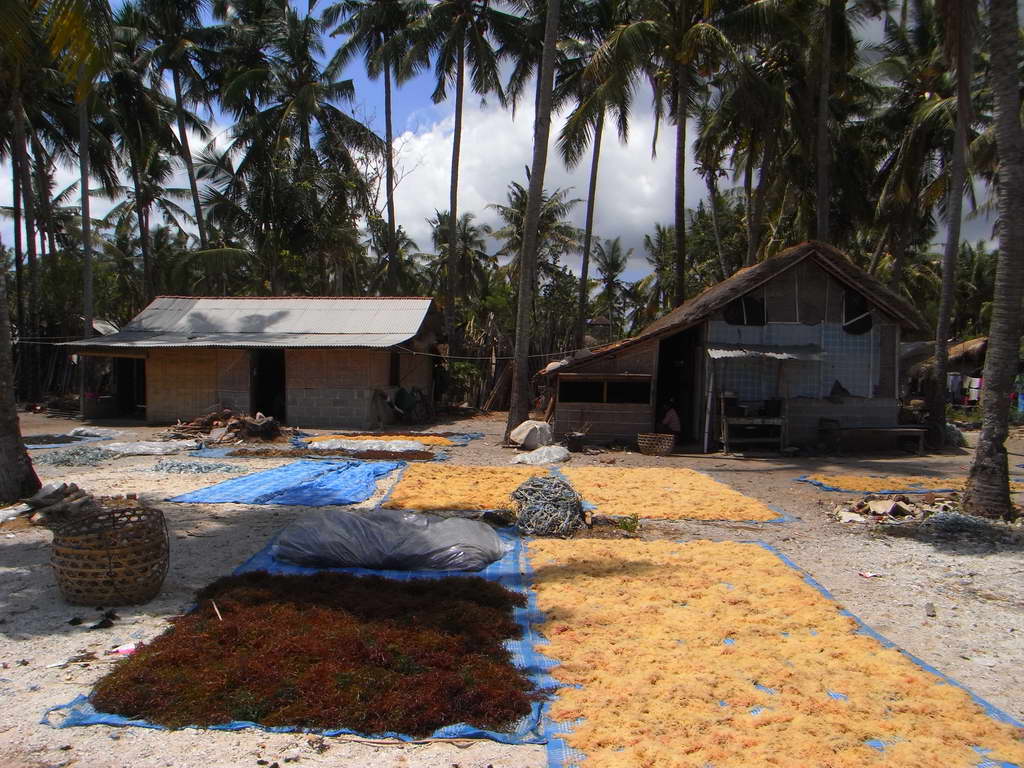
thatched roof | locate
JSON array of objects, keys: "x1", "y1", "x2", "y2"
[
  {"x1": 908, "y1": 337, "x2": 989, "y2": 378},
  {"x1": 558, "y1": 241, "x2": 927, "y2": 373}
]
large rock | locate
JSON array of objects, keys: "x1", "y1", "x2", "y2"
[{"x1": 509, "y1": 420, "x2": 552, "y2": 450}]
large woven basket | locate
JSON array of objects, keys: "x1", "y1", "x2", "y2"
[
  {"x1": 637, "y1": 433, "x2": 675, "y2": 456},
  {"x1": 51, "y1": 507, "x2": 169, "y2": 606}
]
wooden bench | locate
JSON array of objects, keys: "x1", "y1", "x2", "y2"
[{"x1": 819, "y1": 422, "x2": 927, "y2": 455}]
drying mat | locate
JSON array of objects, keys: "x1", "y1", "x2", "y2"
[
  {"x1": 797, "y1": 474, "x2": 1024, "y2": 495},
  {"x1": 528, "y1": 538, "x2": 1024, "y2": 767},
  {"x1": 25, "y1": 434, "x2": 109, "y2": 450},
  {"x1": 558, "y1": 466, "x2": 790, "y2": 522},
  {"x1": 167, "y1": 460, "x2": 401, "y2": 506},
  {"x1": 43, "y1": 528, "x2": 560, "y2": 746},
  {"x1": 382, "y1": 464, "x2": 547, "y2": 513}
]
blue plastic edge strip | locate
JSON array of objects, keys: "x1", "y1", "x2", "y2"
[
  {"x1": 754, "y1": 540, "x2": 1024, "y2": 731},
  {"x1": 795, "y1": 474, "x2": 959, "y2": 495}
]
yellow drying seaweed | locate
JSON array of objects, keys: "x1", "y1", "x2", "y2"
[
  {"x1": 528, "y1": 539, "x2": 1024, "y2": 768},
  {"x1": 382, "y1": 464, "x2": 545, "y2": 511},
  {"x1": 806, "y1": 474, "x2": 1024, "y2": 493},
  {"x1": 307, "y1": 433, "x2": 455, "y2": 446},
  {"x1": 561, "y1": 467, "x2": 778, "y2": 521}
]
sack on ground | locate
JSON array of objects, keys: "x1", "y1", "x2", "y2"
[{"x1": 272, "y1": 507, "x2": 505, "y2": 571}]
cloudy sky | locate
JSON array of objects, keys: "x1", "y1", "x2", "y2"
[{"x1": 0, "y1": 9, "x2": 995, "y2": 286}]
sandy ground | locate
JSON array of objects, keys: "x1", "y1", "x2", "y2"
[{"x1": 2, "y1": 411, "x2": 1022, "y2": 767}]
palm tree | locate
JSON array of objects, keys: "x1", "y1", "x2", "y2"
[
  {"x1": 426, "y1": 210, "x2": 494, "y2": 299},
  {"x1": 642, "y1": 223, "x2": 675, "y2": 314},
  {"x1": 325, "y1": 0, "x2": 425, "y2": 293},
  {"x1": 927, "y1": 0, "x2": 977, "y2": 445},
  {"x1": 962, "y1": 0, "x2": 1024, "y2": 519},
  {"x1": 506, "y1": 0, "x2": 562, "y2": 436},
  {"x1": 408, "y1": 0, "x2": 522, "y2": 353},
  {"x1": 142, "y1": 0, "x2": 214, "y2": 250},
  {"x1": 488, "y1": 177, "x2": 580, "y2": 281},
  {"x1": 555, "y1": 0, "x2": 631, "y2": 350},
  {"x1": 591, "y1": 236, "x2": 630, "y2": 338}
]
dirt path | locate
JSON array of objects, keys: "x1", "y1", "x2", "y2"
[{"x1": 2, "y1": 411, "x2": 1021, "y2": 767}]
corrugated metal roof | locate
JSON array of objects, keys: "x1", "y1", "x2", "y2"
[{"x1": 63, "y1": 296, "x2": 433, "y2": 350}]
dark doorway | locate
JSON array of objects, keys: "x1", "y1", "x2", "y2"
[
  {"x1": 251, "y1": 350, "x2": 286, "y2": 420},
  {"x1": 114, "y1": 357, "x2": 146, "y2": 417},
  {"x1": 655, "y1": 326, "x2": 703, "y2": 442}
]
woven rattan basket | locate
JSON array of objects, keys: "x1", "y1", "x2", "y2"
[
  {"x1": 637, "y1": 433, "x2": 675, "y2": 456},
  {"x1": 51, "y1": 507, "x2": 169, "y2": 606}
]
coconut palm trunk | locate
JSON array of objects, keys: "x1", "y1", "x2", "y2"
[
  {"x1": 815, "y1": 0, "x2": 837, "y2": 242},
  {"x1": 575, "y1": 112, "x2": 604, "y2": 350},
  {"x1": 79, "y1": 83, "x2": 94, "y2": 412},
  {"x1": 962, "y1": 0, "x2": 1024, "y2": 519},
  {"x1": 927, "y1": 0, "x2": 975, "y2": 447},
  {"x1": 445, "y1": 42, "x2": 466, "y2": 355},
  {"x1": 11, "y1": 170, "x2": 24, "y2": 343},
  {"x1": 172, "y1": 68, "x2": 208, "y2": 252},
  {"x1": 383, "y1": 61, "x2": 399, "y2": 293},
  {"x1": 0, "y1": 251, "x2": 40, "y2": 503},
  {"x1": 507, "y1": 0, "x2": 562, "y2": 437},
  {"x1": 12, "y1": 97, "x2": 41, "y2": 402},
  {"x1": 673, "y1": 72, "x2": 688, "y2": 306}
]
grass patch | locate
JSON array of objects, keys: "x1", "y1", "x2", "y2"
[{"x1": 90, "y1": 571, "x2": 536, "y2": 736}]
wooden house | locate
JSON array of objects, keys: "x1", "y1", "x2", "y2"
[
  {"x1": 548, "y1": 242, "x2": 927, "y2": 450},
  {"x1": 65, "y1": 296, "x2": 441, "y2": 428}
]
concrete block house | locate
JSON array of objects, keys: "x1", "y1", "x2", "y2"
[
  {"x1": 547, "y1": 242, "x2": 927, "y2": 450},
  {"x1": 67, "y1": 297, "x2": 440, "y2": 428}
]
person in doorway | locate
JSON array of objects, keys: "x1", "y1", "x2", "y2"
[{"x1": 660, "y1": 398, "x2": 681, "y2": 437}]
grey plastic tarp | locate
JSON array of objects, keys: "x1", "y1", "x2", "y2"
[{"x1": 271, "y1": 507, "x2": 506, "y2": 571}]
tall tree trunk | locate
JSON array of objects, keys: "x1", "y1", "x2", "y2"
[
  {"x1": 507, "y1": 0, "x2": 561, "y2": 438},
  {"x1": 79, "y1": 86, "x2": 94, "y2": 412},
  {"x1": 13, "y1": 100, "x2": 41, "y2": 402},
  {"x1": 445, "y1": 42, "x2": 465, "y2": 357},
  {"x1": 868, "y1": 221, "x2": 890, "y2": 274},
  {"x1": 749, "y1": 139, "x2": 775, "y2": 266},
  {"x1": 672, "y1": 71, "x2": 688, "y2": 307},
  {"x1": 743, "y1": 156, "x2": 755, "y2": 266},
  {"x1": 962, "y1": 0, "x2": 1023, "y2": 519},
  {"x1": 815, "y1": 0, "x2": 837, "y2": 242},
  {"x1": 707, "y1": 175, "x2": 728, "y2": 279},
  {"x1": 0, "y1": 252, "x2": 40, "y2": 503},
  {"x1": 127, "y1": 147, "x2": 153, "y2": 303},
  {"x1": 11, "y1": 168, "x2": 24, "y2": 346},
  {"x1": 383, "y1": 61, "x2": 398, "y2": 294},
  {"x1": 172, "y1": 68, "x2": 208, "y2": 250},
  {"x1": 927, "y1": 2, "x2": 974, "y2": 447},
  {"x1": 575, "y1": 111, "x2": 604, "y2": 350}
]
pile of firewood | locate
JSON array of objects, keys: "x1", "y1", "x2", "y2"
[
  {"x1": 9, "y1": 482, "x2": 103, "y2": 528},
  {"x1": 158, "y1": 408, "x2": 288, "y2": 443}
]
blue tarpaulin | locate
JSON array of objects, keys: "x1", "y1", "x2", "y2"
[
  {"x1": 795, "y1": 474, "x2": 958, "y2": 494},
  {"x1": 168, "y1": 460, "x2": 402, "y2": 506},
  {"x1": 42, "y1": 528, "x2": 562, "y2": 746}
]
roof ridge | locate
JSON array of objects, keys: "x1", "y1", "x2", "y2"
[{"x1": 152, "y1": 295, "x2": 433, "y2": 300}]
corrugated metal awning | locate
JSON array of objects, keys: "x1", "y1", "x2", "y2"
[{"x1": 707, "y1": 343, "x2": 822, "y2": 361}]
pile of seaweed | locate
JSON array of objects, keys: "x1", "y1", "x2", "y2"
[
  {"x1": 90, "y1": 571, "x2": 536, "y2": 736},
  {"x1": 226, "y1": 447, "x2": 437, "y2": 462}
]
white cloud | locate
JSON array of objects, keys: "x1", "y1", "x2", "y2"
[{"x1": 392, "y1": 82, "x2": 705, "y2": 281}]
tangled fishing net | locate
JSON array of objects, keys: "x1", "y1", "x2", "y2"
[
  {"x1": 511, "y1": 475, "x2": 583, "y2": 537},
  {"x1": 34, "y1": 446, "x2": 118, "y2": 467}
]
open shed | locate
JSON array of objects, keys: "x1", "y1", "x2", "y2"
[
  {"x1": 549, "y1": 242, "x2": 927, "y2": 450},
  {"x1": 64, "y1": 296, "x2": 441, "y2": 428}
]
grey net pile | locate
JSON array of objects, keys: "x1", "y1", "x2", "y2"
[
  {"x1": 511, "y1": 475, "x2": 583, "y2": 537},
  {"x1": 147, "y1": 459, "x2": 247, "y2": 474},
  {"x1": 34, "y1": 446, "x2": 117, "y2": 467}
]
